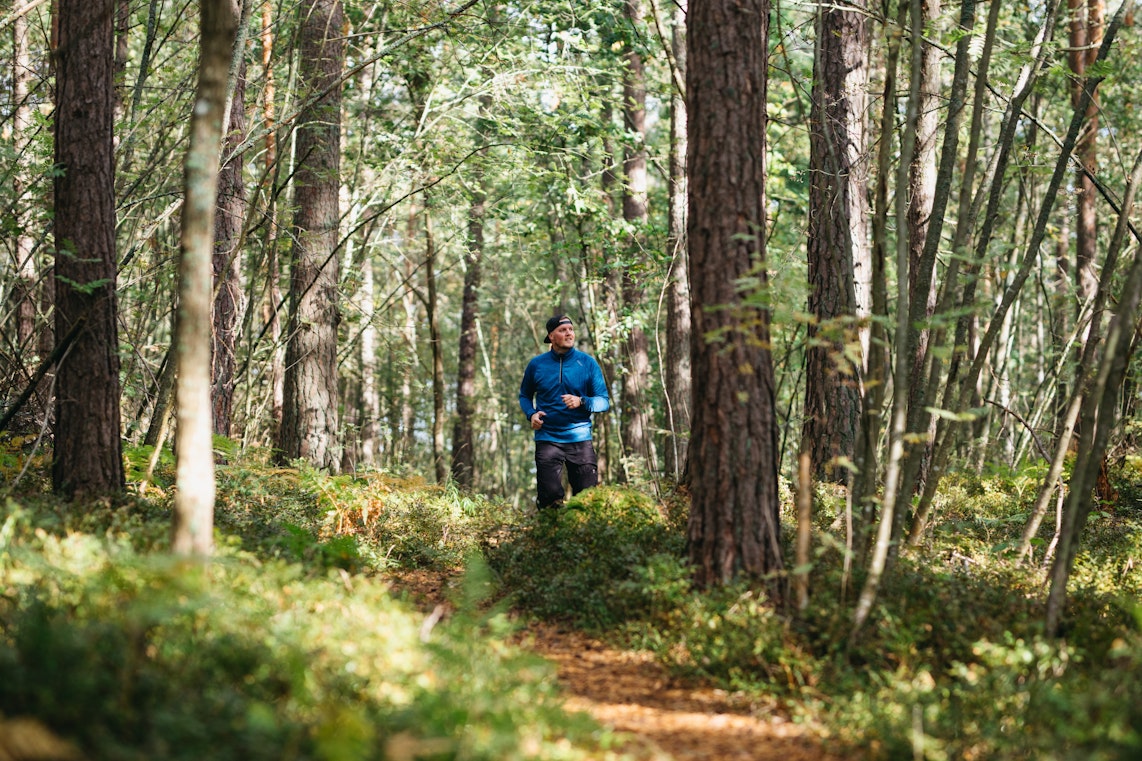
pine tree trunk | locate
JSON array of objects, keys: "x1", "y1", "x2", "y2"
[
  {"x1": 52, "y1": 0, "x2": 125, "y2": 497},
  {"x1": 802, "y1": 0, "x2": 869, "y2": 483},
  {"x1": 686, "y1": 0, "x2": 783, "y2": 587},
  {"x1": 277, "y1": 0, "x2": 343, "y2": 471}
]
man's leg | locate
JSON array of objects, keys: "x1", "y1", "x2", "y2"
[
  {"x1": 535, "y1": 441, "x2": 567, "y2": 509},
  {"x1": 566, "y1": 441, "x2": 599, "y2": 496}
]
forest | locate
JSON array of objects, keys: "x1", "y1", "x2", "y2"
[{"x1": 3, "y1": 0, "x2": 1142, "y2": 757}]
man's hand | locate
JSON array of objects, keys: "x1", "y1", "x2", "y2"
[
  {"x1": 561, "y1": 394, "x2": 584, "y2": 410},
  {"x1": 531, "y1": 410, "x2": 546, "y2": 430}
]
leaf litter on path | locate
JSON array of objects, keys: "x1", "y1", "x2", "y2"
[{"x1": 387, "y1": 569, "x2": 850, "y2": 761}]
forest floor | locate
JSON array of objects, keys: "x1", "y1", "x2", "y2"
[{"x1": 388, "y1": 569, "x2": 851, "y2": 761}]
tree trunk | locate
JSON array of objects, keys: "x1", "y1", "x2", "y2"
[
  {"x1": 802, "y1": 0, "x2": 869, "y2": 483},
  {"x1": 620, "y1": 0, "x2": 657, "y2": 484},
  {"x1": 853, "y1": 0, "x2": 907, "y2": 539},
  {"x1": 904, "y1": 0, "x2": 1064, "y2": 543},
  {"x1": 277, "y1": 0, "x2": 343, "y2": 471},
  {"x1": 893, "y1": 0, "x2": 978, "y2": 534},
  {"x1": 173, "y1": 0, "x2": 236, "y2": 556},
  {"x1": 211, "y1": 57, "x2": 248, "y2": 437},
  {"x1": 13, "y1": 3, "x2": 39, "y2": 353},
  {"x1": 358, "y1": 256, "x2": 380, "y2": 466},
  {"x1": 451, "y1": 160, "x2": 486, "y2": 488},
  {"x1": 852, "y1": 0, "x2": 924, "y2": 638},
  {"x1": 260, "y1": 0, "x2": 285, "y2": 435},
  {"x1": 895, "y1": 0, "x2": 941, "y2": 498},
  {"x1": 686, "y1": 0, "x2": 783, "y2": 587},
  {"x1": 1069, "y1": 0, "x2": 1103, "y2": 316},
  {"x1": 52, "y1": 0, "x2": 126, "y2": 498},
  {"x1": 663, "y1": 0, "x2": 691, "y2": 481},
  {"x1": 425, "y1": 203, "x2": 447, "y2": 484},
  {"x1": 1046, "y1": 220, "x2": 1142, "y2": 636}
]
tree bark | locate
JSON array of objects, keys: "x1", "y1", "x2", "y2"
[
  {"x1": 852, "y1": 0, "x2": 924, "y2": 639},
  {"x1": 893, "y1": 0, "x2": 978, "y2": 534},
  {"x1": 211, "y1": 56, "x2": 248, "y2": 437},
  {"x1": 802, "y1": 0, "x2": 869, "y2": 483},
  {"x1": 173, "y1": 0, "x2": 236, "y2": 556},
  {"x1": 277, "y1": 0, "x2": 344, "y2": 471},
  {"x1": 619, "y1": 0, "x2": 657, "y2": 484},
  {"x1": 686, "y1": 0, "x2": 783, "y2": 588},
  {"x1": 425, "y1": 202, "x2": 447, "y2": 484},
  {"x1": 451, "y1": 158, "x2": 486, "y2": 488},
  {"x1": 1046, "y1": 211, "x2": 1142, "y2": 636},
  {"x1": 13, "y1": 2, "x2": 40, "y2": 353},
  {"x1": 663, "y1": 0, "x2": 691, "y2": 481},
  {"x1": 52, "y1": 0, "x2": 126, "y2": 498}
]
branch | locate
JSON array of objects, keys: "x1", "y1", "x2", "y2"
[{"x1": 0, "y1": 316, "x2": 86, "y2": 435}]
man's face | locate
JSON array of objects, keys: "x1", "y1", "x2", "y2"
[{"x1": 549, "y1": 322, "x2": 575, "y2": 349}]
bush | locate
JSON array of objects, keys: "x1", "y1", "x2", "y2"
[{"x1": 485, "y1": 486, "x2": 685, "y2": 628}]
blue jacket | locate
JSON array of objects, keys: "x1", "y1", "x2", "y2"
[{"x1": 519, "y1": 347, "x2": 610, "y2": 443}]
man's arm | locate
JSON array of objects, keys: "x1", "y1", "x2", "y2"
[
  {"x1": 519, "y1": 361, "x2": 538, "y2": 420},
  {"x1": 581, "y1": 356, "x2": 610, "y2": 413}
]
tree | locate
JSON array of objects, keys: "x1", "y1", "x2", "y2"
[
  {"x1": 686, "y1": 0, "x2": 783, "y2": 586},
  {"x1": 277, "y1": 0, "x2": 344, "y2": 471},
  {"x1": 619, "y1": 0, "x2": 657, "y2": 482},
  {"x1": 172, "y1": 0, "x2": 237, "y2": 555},
  {"x1": 662, "y1": 0, "x2": 691, "y2": 481},
  {"x1": 211, "y1": 53, "x2": 248, "y2": 438},
  {"x1": 52, "y1": 0, "x2": 125, "y2": 498},
  {"x1": 801, "y1": 0, "x2": 870, "y2": 483}
]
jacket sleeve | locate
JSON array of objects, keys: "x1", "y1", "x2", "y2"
[
  {"x1": 582, "y1": 357, "x2": 610, "y2": 413},
  {"x1": 519, "y1": 361, "x2": 538, "y2": 420}
]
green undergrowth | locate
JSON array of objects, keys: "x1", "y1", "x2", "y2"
[
  {"x1": 6, "y1": 443, "x2": 1142, "y2": 760},
  {"x1": 478, "y1": 467, "x2": 1142, "y2": 760},
  {"x1": 0, "y1": 453, "x2": 630, "y2": 761},
  {"x1": 482, "y1": 485, "x2": 687, "y2": 628}
]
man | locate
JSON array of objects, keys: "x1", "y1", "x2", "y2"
[{"x1": 519, "y1": 314, "x2": 610, "y2": 510}]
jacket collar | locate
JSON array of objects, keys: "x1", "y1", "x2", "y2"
[{"x1": 549, "y1": 346, "x2": 576, "y2": 359}]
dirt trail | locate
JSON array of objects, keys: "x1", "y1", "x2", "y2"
[{"x1": 389, "y1": 570, "x2": 848, "y2": 761}]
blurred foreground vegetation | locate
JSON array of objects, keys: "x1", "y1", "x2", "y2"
[{"x1": 2, "y1": 441, "x2": 1142, "y2": 759}]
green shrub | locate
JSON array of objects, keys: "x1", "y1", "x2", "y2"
[{"x1": 485, "y1": 486, "x2": 684, "y2": 628}]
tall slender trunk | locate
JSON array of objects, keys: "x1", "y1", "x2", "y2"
[
  {"x1": 892, "y1": 0, "x2": 978, "y2": 535},
  {"x1": 620, "y1": 0, "x2": 657, "y2": 485},
  {"x1": 451, "y1": 160, "x2": 486, "y2": 488},
  {"x1": 663, "y1": 0, "x2": 691, "y2": 481},
  {"x1": 13, "y1": 3, "x2": 39, "y2": 353},
  {"x1": 212, "y1": 56, "x2": 248, "y2": 437},
  {"x1": 851, "y1": 0, "x2": 924, "y2": 639},
  {"x1": 425, "y1": 203, "x2": 447, "y2": 484},
  {"x1": 173, "y1": 0, "x2": 236, "y2": 556},
  {"x1": 359, "y1": 255, "x2": 380, "y2": 466},
  {"x1": 261, "y1": 0, "x2": 284, "y2": 436}
]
